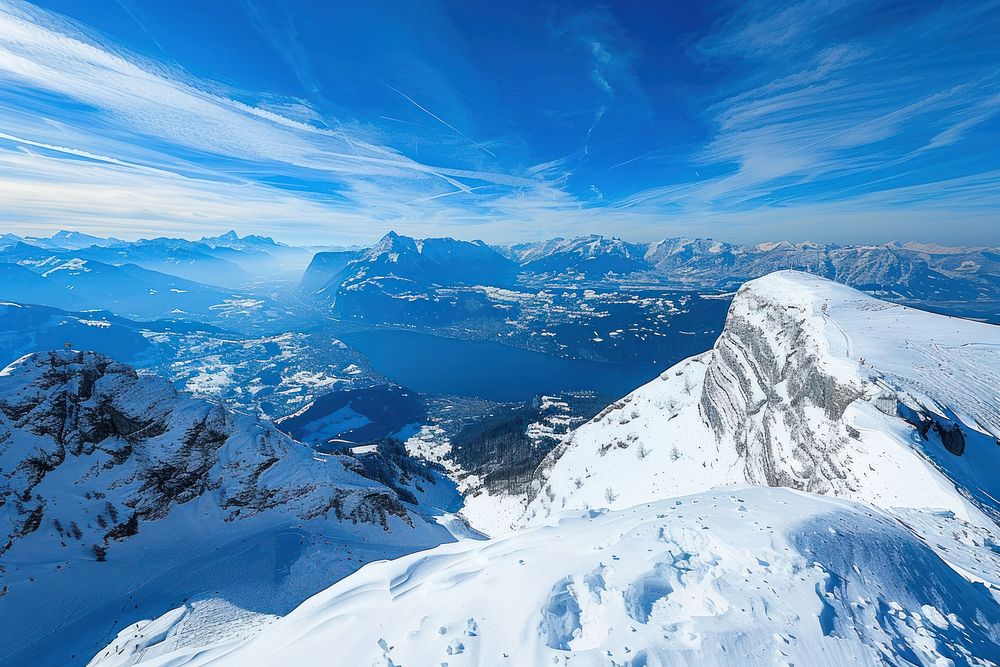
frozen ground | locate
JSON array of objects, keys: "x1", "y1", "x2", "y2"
[{"x1": 95, "y1": 487, "x2": 1000, "y2": 667}]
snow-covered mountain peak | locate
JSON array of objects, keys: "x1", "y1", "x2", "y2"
[
  {"x1": 196, "y1": 230, "x2": 285, "y2": 253},
  {"x1": 646, "y1": 236, "x2": 738, "y2": 259},
  {"x1": 369, "y1": 230, "x2": 408, "y2": 253},
  {"x1": 517, "y1": 235, "x2": 651, "y2": 278},
  {"x1": 0, "y1": 350, "x2": 454, "y2": 664},
  {"x1": 730, "y1": 270, "x2": 1000, "y2": 441},
  {"x1": 0, "y1": 350, "x2": 422, "y2": 552},
  {"x1": 312, "y1": 232, "x2": 514, "y2": 295},
  {"x1": 525, "y1": 271, "x2": 1000, "y2": 533},
  {"x1": 22, "y1": 230, "x2": 118, "y2": 250},
  {"x1": 64, "y1": 273, "x2": 1000, "y2": 667}
]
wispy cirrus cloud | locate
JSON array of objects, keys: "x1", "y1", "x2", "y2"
[
  {"x1": 0, "y1": 0, "x2": 573, "y2": 242},
  {"x1": 550, "y1": 5, "x2": 647, "y2": 154},
  {"x1": 0, "y1": 0, "x2": 997, "y2": 246},
  {"x1": 620, "y1": 0, "x2": 1000, "y2": 241}
]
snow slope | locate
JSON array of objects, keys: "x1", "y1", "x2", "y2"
[
  {"x1": 525, "y1": 271, "x2": 1000, "y2": 535},
  {"x1": 96, "y1": 487, "x2": 1000, "y2": 667},
  {"x1": 0, "y1": 350, "x2": 452, "y2": 665},
  {"x1": 84, "y1": 270, "x2": 1000, "y2": 667}
]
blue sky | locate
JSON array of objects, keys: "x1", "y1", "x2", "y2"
[{"x1": 0, "y1": 0, "x2": 997, "y2": 245}]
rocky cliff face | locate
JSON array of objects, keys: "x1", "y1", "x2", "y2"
[
  {"x1": 523, "y1": 271, "x2": 1000, "y2": 532},
  {"x1": 0, "y1": 350, "x2": 452, "y2": 666},
  {"x1": 0, "y1": 350, "x2": 416, "y2": 560},
  {"x1": 698, "y1": 282, "x2": 863, "y2": 493}
]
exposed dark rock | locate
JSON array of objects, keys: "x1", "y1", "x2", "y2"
[
  {"x1": 347, "y1": 491, "x2": 412, "y2": 531},
  {"x1": 134, "y1": 413, "x2": 226, "y2": 519},
  {"x1": 1, "y1": 349, "x2": 428, "y2": 569},
  {"x1": 18, "y1": 503, "x2": 45, "y2": 539},
  {"x1": 897, "y1": 404, "x2": 967, "y2": 456},
  {"x1": 104, "y1": 514, "x2": 139, "y2": 541},
  {"x1": 933, "y1": 421, "x2": 966, "y2": 456}
]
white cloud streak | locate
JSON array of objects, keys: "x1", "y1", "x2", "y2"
[
  {"x1": 0, "y1": 0, "x2": 996, "y2": 245},
  {"x1": 0, "y1": 0, "x2": 571, "y2": 242},
  {"x1": 617, "y1": 0, "x2": 1000, "y2": 243}
]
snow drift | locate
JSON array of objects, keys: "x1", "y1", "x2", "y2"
[{"x1": 96, "y1": 487, "x2": 1000, "y2": 666}]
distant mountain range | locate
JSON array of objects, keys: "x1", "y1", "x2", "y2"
[
  {"x1": 11, "y1": 230, "x2": 997, "y2": 305},
  {"x1": 0, "y1": 245, "x2": 237, "y2": 320},
  {"x1": 0, "y1": 231, "x2": 320, "y2": 321},
  {"x1": 5, "y1": 229, "x2": 997, "y2": 328},
  {"x1": 0, "y1": 230, "x2": 311, "y2": 289},
  {"x1": 304, "y1": 231, "x2": 516, "y2": 291},
  {"x1": 304, "y1": 231, "x2": 1000, "y2": 295},
  {"x1": 301, "y1": 231, "x2": 1000, "y2": 325}
]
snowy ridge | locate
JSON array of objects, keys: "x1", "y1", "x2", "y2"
[
  {"x1": 101, "y1": 487, "x2": 1000, "y2": 666},
  {"x1": 0, "y1": 351, "x2": 414, "y2": 534},
  {"x1": 315, "y1": 231, "x2": 515, "y2": 293},
  {"x1": 525, "y1": 271, "x2": 999, "y2": 530},
  {"x1": 0, "y1": 350, "x2": 450, "y2": 665},
  {"x1": 517, "y1": 235, "x2": 650, "y2": 278},
  {"x1": 507, "y1": 234, "x2": 1000, "y2": 304}
]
